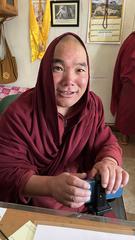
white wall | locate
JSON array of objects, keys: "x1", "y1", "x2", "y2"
[{"x1": 3, "y1": 0, "x2": 135, "y2": 123}]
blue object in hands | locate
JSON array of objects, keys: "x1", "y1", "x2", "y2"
[
  {"x1": 87, "y1": 178, "x2": 123, "y2": 203},
  {"x1": 106, "y1": 187, "x2": 123, "y2": 200}
]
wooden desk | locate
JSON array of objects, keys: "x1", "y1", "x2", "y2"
[{"x1": 0, "y1": 201, "x2": 135, "y2": 238}]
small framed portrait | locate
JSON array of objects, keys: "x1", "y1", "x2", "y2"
[{"x1": 50, "y1": 1, "x2": 80, "y2": 27}]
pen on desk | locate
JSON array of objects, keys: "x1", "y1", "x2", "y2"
[{"x1": 0, "y1": 229, "x2": 9, "y2": 240}]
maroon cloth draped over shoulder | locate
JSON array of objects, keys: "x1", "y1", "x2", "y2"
[
  {"x1": 110, "y1": 32, "x2": 135, "y2": 135},
  {"x1": 0, "y1": 33, "x2": 122, "y2": 212}
]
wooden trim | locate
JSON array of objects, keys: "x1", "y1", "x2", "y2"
[{"x1": 0, "y1": 0, "x2": 18, "y2": 17}]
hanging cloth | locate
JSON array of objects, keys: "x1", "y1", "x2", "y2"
[{"x1": 29, "y1": 0, "x2": 51, "y2": 62}]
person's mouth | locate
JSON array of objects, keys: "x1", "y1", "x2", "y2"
[{"x1": 57, "y1": 90, "x2": 78, "y2": 97}]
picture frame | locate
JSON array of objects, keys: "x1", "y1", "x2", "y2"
[
  {"x1": 0, "y1": 0, "x2": 18, "y2": 16},
  {"x1": 50, "y1": 1, "x2": 79, "y2": 27}
]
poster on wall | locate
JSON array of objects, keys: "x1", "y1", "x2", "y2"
[{"x1": 87, "y1": 0, "x2": 125, "y2": 43}]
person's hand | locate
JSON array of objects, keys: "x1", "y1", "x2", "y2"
[
  {"x1": 49, "y1": 172, "x2": 91, "y2": 208},
  {"x1": 88, "y1": 157, "x2": 129, "y2": 194}
]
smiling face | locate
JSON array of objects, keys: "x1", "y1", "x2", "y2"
[{"x1": 52, "y1": 35, "x2": 89, "y2": 116}]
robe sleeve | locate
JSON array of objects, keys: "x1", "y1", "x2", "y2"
[
  {"x1": 0, "y1": 104, "x2": 38, "y2": 203},
  {"x1": 93, "y1": 95, "x2": 122, "y2": 166}
]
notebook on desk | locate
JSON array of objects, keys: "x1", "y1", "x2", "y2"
[{"x1": 9, "y1": 221, "x2": 36, "y2": 240}]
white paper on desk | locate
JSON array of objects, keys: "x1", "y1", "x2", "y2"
[
  {"x1": 0, "y1": 207, "x2": 7, "y2": 221},
  {"x1": 33, "y1": 224, "x2": 135, "y2": 240}
]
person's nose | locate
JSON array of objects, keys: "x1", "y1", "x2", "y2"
[{"x1": 62, "y1": 70, "x2": 75, "y2": 86}]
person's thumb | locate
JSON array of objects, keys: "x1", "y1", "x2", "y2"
[{"x1": 88, "y1": 167, "x2": 98, "y2": 179}]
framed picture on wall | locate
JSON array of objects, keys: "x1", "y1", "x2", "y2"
[
  {"x1": 50, "y1": 1, "x2": 79, "y2": 27},
  {"x1": 0, "y1": 0, "x2": 18, "y2": 16}
]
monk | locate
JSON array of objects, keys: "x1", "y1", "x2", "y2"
[
  {"x1": 111, "y1": 32, "x2": 135, "y2": 143},
  {"x1": 0, "y1": 33, "x2": 129, "y2": 212}
]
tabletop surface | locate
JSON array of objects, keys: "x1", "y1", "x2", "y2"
[{"x1": 0, "y1": 201, "x2": 135, "y2": 238}]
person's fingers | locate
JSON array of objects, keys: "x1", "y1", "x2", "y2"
[
  {"x1": 67, "y1": 174, "x2": 90, "y2": 190},
  {"x1": 74, "y1": 172, "x2": 87, "y2": 179},
  {"x1": 101, "y1": 173, "x2": 109, "y2": 189},
  {"x1": 113, "y1": 167, "x2": 123, "y2": 192},
  {"x1": 64, "y1": 193, "x2": 91, "y2": 203},
  {"x1": 121, "y1": 170, "x2": 129, "y2": 187},
  {"x1": 65, "y1": 184, "x2": 91, "y2": 198},
  {"x1": 63, "y1": 187, "x2": 91, "y2": 208},
  {"x1": 89, "y1": 165, "x2": 110, "y2": 189},
  {"x1": 105, "y1": 166, "x2": 116, "y2": 193},
  {"x1": 88, "y1": 167, "x2": 98, "y2": 179},
  {"x1": 105, "y1": 167, "x2": 129, "y2": 194}
]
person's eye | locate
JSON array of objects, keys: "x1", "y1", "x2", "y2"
[
  {"x1": 52, "y1": 65, "x2": 63, "y2": 72},
  {"x1": 77, "y1": 68, "x2": 86, "y2": 73}
]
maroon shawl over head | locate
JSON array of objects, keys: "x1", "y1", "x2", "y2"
[{"x1": 0, "y1": 33, "x2": 120, "y2": 210}]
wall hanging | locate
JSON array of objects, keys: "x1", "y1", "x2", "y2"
[
  {"x1": 50, "y1": 0, "x2": 79, "y2": 27},
  {"x1": 0, "y1": 23, "x2": 18, "y2": 84},
  {"x1": 87, "y1": 0, "x2": 125, "y2": 43},
  {"x1": 30, "y1": 0, "x2": 51, "y2": 62}
]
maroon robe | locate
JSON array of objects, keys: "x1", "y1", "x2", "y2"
[
  {"x1": 111, "y1": 32, "x2": 135, "y2": 135},
  {"x1": 0, "y1": 33, "x2": 122, "y2": 212}
]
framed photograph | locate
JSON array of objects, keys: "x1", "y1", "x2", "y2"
[{"x1": 50, "y1": 1, "x2": 79, "y2": 27}]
